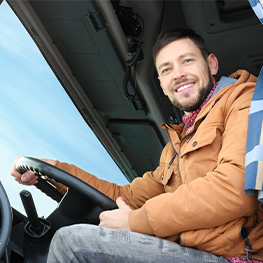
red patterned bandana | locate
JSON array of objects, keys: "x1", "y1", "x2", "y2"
[
  {"x1": 182, "y1": 82, "x2": 218, "y2": 135},
  {"x1": 225, "y1": 257, "x2": 263, "y2": 263}
]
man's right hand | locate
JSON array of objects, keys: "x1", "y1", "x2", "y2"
[{"x1": 11, "y1": 157, "x2": 56, "y2": 186}]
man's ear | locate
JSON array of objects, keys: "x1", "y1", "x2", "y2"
[
  {"x1": 158, "y1": 77, "x2": 168, "y2": 96},
  {"x1": 207, "y1": 54, "x2": 219, "y2": 76}
]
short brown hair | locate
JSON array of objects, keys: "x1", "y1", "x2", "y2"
[{"x1": 152, "y1": 27, "x2": 210, "y2": 65}]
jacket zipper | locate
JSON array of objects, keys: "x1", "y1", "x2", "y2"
[
  {"x1": 165, "y1": 114, "x2": 208, "y2": 246},
  {"x1": 165, "y1": 124, "x2": 182, "y2": 184},
  {"x1": 169, "y1": 100, "x2": 219, "y2": 246},
  {"x1": 166, "y1": 113, "x2": 209, "y2": 185},
  {"x1": 239, "y1": 218, "x2": 252, "y2": 262}
]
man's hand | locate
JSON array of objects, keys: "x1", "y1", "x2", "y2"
[
  {"x1": 11, "y1": 157, "x2": 56, "y2": 185},
  {"x1": 99, "y1": 196, "x2": 132, "y2": 231}
]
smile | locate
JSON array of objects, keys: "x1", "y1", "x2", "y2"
[{"x1": 177, "y1": 83, "x2": 195, "y2": 92}]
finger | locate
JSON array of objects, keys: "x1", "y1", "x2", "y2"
[
  {"x1": 11, "y1": 170, "x2": 22, "y2": 181},
  {"x1": 22, "y1": 172, "x2": 38, "y2": 185},
  {"x1": 21, "y1": 171, "x2": 37, "y2": 182},
  {"x1": 21, "y1": 178, "x2": 38, "y2": 185},
  {"x1": 99, "y1": 211, "x2": 105, "y2": 219},
  {"x1": 11, "y1": 157, "x2": 39, "y2": 185},
  {"x1": 16, "y1": 178, "x2": 38, "y2": 186},
  {"x1": 15, "y1": 176, "x2": 38, "y2": 185},
  {"x1": 116, "y1": 196, "x2": 126, "y2": 208},
  {"x1": 99, "y1": 211, "x2": 107, "y2": 227},
  {"x1": 12, "y1": 170, "x2": 38, "y2": 185},
  {"x1": 11, "y1": 157, "x2": 25, "y2": 180}
]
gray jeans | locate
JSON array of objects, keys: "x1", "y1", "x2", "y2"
[{"x1": 47, "y1": 224, "x2": 229, "y2": 263}]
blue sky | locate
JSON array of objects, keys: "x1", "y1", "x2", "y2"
[{"x1": 0, "y1": 0, "x2": 128, "y2": 217}]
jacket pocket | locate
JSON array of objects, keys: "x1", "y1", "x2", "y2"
[
  {"x1": 181, "y1": 125, "x2": 221, "y2": 158},
  {"x1": 156, "y1": 165, "x2": 174, "y2": 186}
]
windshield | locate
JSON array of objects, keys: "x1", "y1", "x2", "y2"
[{"x1": 0, "y1": 0, "x2": 128, "y2": 218}]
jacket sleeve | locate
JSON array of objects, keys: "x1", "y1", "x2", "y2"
[
  {"x1": 129, "y1": 81, "x2": 259, "y2": 238},
  {"x1": 49, "y1": 161, "x2": 123, "y2": 199},
  {"x1": 50, "y1": 160, "x2": 165, "y2": 214}
]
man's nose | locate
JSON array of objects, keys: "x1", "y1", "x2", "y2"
[{"x1": 172, "y1": 66, "x2": 186, "y2": 80}]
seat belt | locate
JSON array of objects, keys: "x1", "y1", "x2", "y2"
[
  {"x1": 244, "y1": 0, "x2": 263, "y2": 202},
  {"x1": 244, "y1": 67, "x2": 263, "y2": 202},
  {"x1": 249, "y1": 0, "x2": 263, "y2": 25}
]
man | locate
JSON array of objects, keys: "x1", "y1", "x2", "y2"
[{"x1": 11, "y1": 28, "x2": 263, "y2": 262}]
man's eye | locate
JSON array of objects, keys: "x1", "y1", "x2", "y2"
[
  {"x1": 162, "y1": 68, "x2": 170, "y2": 74},
  {"x1": 184, "y1": 59, "x2": 193, "y2": 64}
]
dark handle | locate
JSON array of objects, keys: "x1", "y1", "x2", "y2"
[{"x1": 20, "y1": 189, "x2": 42, "y2": 233}]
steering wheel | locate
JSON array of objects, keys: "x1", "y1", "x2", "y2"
[
  {"x1": 0, "y1": 181, "x2": 12, "y2": 259},
  {"x1": 16, "y1": 157, "x2": 117, "y2": 211},
  {"x1": 15, "y1": 157, "x2": 118, "y2": 263}
]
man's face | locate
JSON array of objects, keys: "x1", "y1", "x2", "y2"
[{"x1": 156, "y1": 38, "x2": 218, "y2": 114}]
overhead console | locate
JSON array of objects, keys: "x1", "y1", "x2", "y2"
[{"x1": 202, "y1": 0, "x2": 260, "y2": 33}]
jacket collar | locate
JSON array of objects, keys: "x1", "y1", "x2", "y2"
[{"x1": 211, "y1": 76, "x2": 237, "y2": 99}]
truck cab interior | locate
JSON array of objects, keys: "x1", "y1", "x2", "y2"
[{"x1": 0, "y1": 0, "x2": 263, "y2": 262}]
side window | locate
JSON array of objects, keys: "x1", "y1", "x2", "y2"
[{"x1": 0, "y1": 1, "x2": 127, "y2": 217}]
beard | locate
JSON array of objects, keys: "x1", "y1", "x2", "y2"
[{"x1": 170, "y1": 66, "x2": 215, "y2": 113}]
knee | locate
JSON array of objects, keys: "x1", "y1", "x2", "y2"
[
  {"x1": 49, "y1": 224, "x2": 91, "y2": 254},
  {"x1": 47, "y1": 227, "x2": 69, "y2": 263},
  {"x1": 52, "y1": 226, "x2": 68, "y2": 245},
  {"x1": 48, "y1": 226, "x2": 72, "y2": 256}
]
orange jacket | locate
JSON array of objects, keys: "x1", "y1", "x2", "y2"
[{"x1": 52, "y1": 70, "x2": 263, "y2": 259}]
